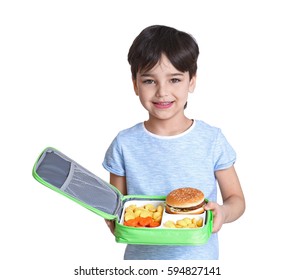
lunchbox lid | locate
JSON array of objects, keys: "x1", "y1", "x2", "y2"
[{"x1": 32, "y1": 147, "x2": 124, "y2": 220}]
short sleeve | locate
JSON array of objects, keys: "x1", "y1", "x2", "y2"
[
  {"x1": 102, "y1": 136, "x2": 126, "y2": 176},
  {"x1": 213, "y1": 129, "x2": 236, "y2": 171}
]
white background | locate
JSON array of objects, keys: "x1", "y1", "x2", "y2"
[{"x1": 1, "y1": 0, "x2": 294, "y2": 279}]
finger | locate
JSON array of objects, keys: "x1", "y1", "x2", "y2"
[{"x1": 204, "y1": 201, "x2": 215, "y2": 211}]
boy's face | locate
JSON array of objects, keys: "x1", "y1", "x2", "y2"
[{"x1": 133, "y1": 54, "x2": 196, "y2": 122}]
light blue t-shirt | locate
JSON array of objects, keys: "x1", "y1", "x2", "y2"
[{"x1": 103, "y1": 120, "x2": 236, "y2": 260}]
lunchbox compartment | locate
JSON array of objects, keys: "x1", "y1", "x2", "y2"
[
  {"x1": 161, "y1": 212, "x2": 206, "y2": 229},
  {"x1": 120, "y1": 199, "x2": 207, "y2": 229}
]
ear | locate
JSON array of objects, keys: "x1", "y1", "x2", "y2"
[
  {"x1": 132, "y1": 78, "x2": 139, "y2": 96},
  {"x1": 188, "y1": 75, "x2": 197, "y2": 93}
]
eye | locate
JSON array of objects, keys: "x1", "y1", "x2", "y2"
[
  {"x1": 171, "y1": 78, "x2": 181, "y2": 83},
  {"x1": 143, "y1": 79, "x2": 155, "y2": 84}
]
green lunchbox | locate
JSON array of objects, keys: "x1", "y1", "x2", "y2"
[{"x1": 32, "y1": 147, "x2": 213, "y2": 245}]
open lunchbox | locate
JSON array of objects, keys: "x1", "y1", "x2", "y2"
[{"x1": 32, "y1": 147, "x2": 213, "y2": 245}]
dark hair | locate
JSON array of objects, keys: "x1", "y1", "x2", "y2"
[{"x1": 128, "y1": 25, "x2": 199, "y2": 80}]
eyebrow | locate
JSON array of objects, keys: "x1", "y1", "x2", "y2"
[{"x1": 140, "y1": 73, "x2": 184, "y2": 77}]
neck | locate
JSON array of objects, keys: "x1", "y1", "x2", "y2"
[{"x1": 144, "y1": 117, "x2": 193, "y2": 136}]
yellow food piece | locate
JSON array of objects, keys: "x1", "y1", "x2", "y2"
[
  {"x1": 196, "y1": 218, "x2": 203, "y2": 227},
  {"x1": 153, "y1": 211, "x2": 161, "y2": 220},
  {"x1": 125, "y1": 204, "x2": 137, "y2": 212},
  {"x1": 134, "y1": 209, "x2": 142, "y2": 217},
  {"x1": 144, "y1": 204, "x2": 156, "y2": 212},
  {"x1": 187, "y1": 223, "x2": 196, "y2": 228},
  {"x1": 164, "y1": 221, "x2": 176, "y2": 228},
  {"x1": 157, "y1": 205, "x2": 163, "y2": 213},
  {"x1": 140, "y1": 210, "x2": 153, "y2": 218},
  {"x1": 154, "y1": 216, "x2": 162, "y2": 222},
  {"x1": 176, "y1": 220, "x2": 187, "y2": 227},
  {"x1": 124, "y1": 212, "x2": 136, "y2": 221},
  {"x1": 183, "y1": 217, "x2": 192, "y2": 225},
  {"x1": 125, "y1": 209, "x2": 134, "y2": 214},
  {"x1": 192, "y1": 218, "x2": 197, "y2": 225}
]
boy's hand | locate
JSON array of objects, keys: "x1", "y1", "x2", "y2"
[
  {"x1": 204, "y1": 202, "x2": 226, "y2": 233},
  {"x1": 105, "y1": 219, "x2": 115, "y2": 235}
]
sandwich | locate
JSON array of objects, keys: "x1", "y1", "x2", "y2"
[{"x1": 165, "y1": 187, "x2": 206, "y2": 214}]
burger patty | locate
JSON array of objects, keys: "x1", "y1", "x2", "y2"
[{"x1": 167, "y1": 201, "x2": 206, "y2": 212}]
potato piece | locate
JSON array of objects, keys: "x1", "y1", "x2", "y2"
[
  {"x1": 140, "y1": 210, "x2": 152, "y2": 218},
  {"x1": 154, "y1": 216, "x2": 162, "y2": 222},
  {"x1": 183, "y1": 217, "x2": 192, "y2": 225},
  {"x1": 124, "y1": 212, "x2": 136, "y2": 221},
  {"x1": 164, "y1": 221, "x2": 176, "y2": 228},
  {"x1": 176, "y1": 219, "x2": 187, "y2": 227},
  {"x1": 157, "y1": 205, "x2": 163, "y2": 213},
  {"x1": 125, "y1": 204, "x2": 137, "y2": 212},
  {"x1": 125, "y1": 209, "x2": 134, "y2": 215},
  {"x1": 187, "y1": 223, "x2": 196, "y2": 228},
  {"x1": 196, "y1": 218, "x2": 203, "y2": 227},
  {"x1": 134, "y1": 209, "x2": 142, "y2": 217},
  {"x1": 144, "y1": 204, "x2": 156, "y2": 212},
  {"x1": 192, "y1": 218, "x2": 197, "y2": 225},
  {"x1": 153, "y1": 211, "x2": 161, "y2": 220}
]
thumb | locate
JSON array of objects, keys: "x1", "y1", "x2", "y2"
[{"x1": 204, "y1": 201, "x2": 215, "y2": 211}]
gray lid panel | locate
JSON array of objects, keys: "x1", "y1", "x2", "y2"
[{"x1": 35, "y1": 148, "x2": 122, "y2": 217}]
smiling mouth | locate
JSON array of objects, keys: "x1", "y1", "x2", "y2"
[{"x1": 153, "y1": 101, "x2": 174, "y2": 109}]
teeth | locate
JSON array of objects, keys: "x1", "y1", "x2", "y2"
[{"x1": 157, "y1": 102, "x2": 171, "y2": 105}]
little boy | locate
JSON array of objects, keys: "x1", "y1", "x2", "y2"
[{"x1": 103, "y1": 25, "x2": 245, "y2": 260}]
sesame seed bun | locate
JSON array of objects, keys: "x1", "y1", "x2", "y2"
[{"x1": 165, "y1": 187, "x2": 205, "y2": 214}]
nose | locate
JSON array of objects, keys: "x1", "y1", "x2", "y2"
[{"x1": 156, "y1": 83, "x2": 168, "y2": 98}]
